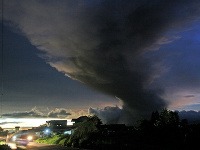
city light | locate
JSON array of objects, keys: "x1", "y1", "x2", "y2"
[{"x1": 27, "y1": 135, "x2": 33, "y2": 141}]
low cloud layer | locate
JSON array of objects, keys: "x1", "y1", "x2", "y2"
[
  {"x1": 4, "y1": 0, "x2": 200, "y2": 124},
  {"x1": 1, "y1": 107, "x2": 71, "y2": 118},
  {"x1": 178, "y1": 110, "x2": 200, "y2": 123},
  {"x1": 2, "y1": 107, "x2": 45, "y2": 118},
  {"x1": 48, "y1": 108, "x2": 71, "y2": 118},
  {"x1": 0, "y1": 121, "x2": 21, "y2": 125}
]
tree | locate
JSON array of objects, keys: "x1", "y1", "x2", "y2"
[
  {"x1": 151, "y1": 111, "x2": 160, "y2": 126},
  {"x1": 0, "y1": 127, "x2": 3, "y2": 132},
  {"x1": 159, "y1": 109, "x2": 179, "y2": 127},
  {"x1": 69, "y1": 115, "x2": 102, "y2": 148}
]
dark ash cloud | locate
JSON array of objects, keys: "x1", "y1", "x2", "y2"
[
  {"x1": 4, "y1": 0, "x2": 200, "y2": 124},
  {"x1": 89, "y1": 106, "x2": 122, "y2": 124}
]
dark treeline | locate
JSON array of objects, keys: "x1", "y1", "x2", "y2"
[{"x1": 68, "y1": 109, "x2": 200, "y2": 150}]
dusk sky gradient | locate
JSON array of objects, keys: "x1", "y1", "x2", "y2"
[
  {"x1": 0, "y1": 24, "x2": 117, "y2": 114},
  {"x1": 1, "y1": 0, "x2": 200, "y2": 125}
]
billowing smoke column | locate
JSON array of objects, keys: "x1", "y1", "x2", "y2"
[
  {"x1": 89, "y1": 106, "x2": 122, "y2": 124},
  {"x1": 4, "y1": 0, "x2": 200, "y2": 124}
]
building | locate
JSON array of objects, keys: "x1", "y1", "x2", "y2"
[
  {"x1": 45, "y1": 120, "x2": 71, "y2": 134},
  {"x1": 46, "y1": 120, "x2": 68, "y2": 128}
]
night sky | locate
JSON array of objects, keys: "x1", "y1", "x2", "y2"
[{"x1": 1, "y1": 0, "x2": 200, "y2": 125}]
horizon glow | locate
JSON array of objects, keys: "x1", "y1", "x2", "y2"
[{"x1": 0, "y1": 118, "x2": 73, "y2": 129}]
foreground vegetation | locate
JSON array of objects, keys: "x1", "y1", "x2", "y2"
[
  {"x1": 36, "y1": 109, "x2": 200, "y2": 149},
  {"x1": 36, "y1": 134, "x2": 71, "y2": 146},
  {"x1": 0, "y1": 145, "x2": 11, "y2": 150}
]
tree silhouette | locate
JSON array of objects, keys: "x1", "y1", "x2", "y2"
[{"x1": 69, "y1": 115, "x2": 102, "y2": 148}]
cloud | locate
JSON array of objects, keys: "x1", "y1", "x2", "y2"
[
  {"x1": 47, "y1": 108, "x2": 71, "y2": 118},
  {"x1": 0, "y1": 121, "x2": 21, "y2": 125},
  {"x1": 177, "y1": 110, "x2": 200, "y2": 123},
  {"x1": 1, "y1": 107, "x2": 45, "y2": 118},
  {"x1": 68, "y1": 109, "x2": 89, "y2": 119},
  {"x1": 1, "y1": 107, "x2": 71, "y2": 119},
  {"x1": 4, "y1": 0, "x2": 200, "y2": 124},
  {"x1": 89, "y1": 106, "x2": 122, "y2": 124},
  {"x1": 184, "y1": 95, "x2": 195, "y2": 98}
]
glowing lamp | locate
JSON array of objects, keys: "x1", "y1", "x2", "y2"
[{"x1": 27, "y1": 135, "x2": 33, "y2": 141}]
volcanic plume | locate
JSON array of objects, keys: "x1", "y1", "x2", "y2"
[{"x1": 4, "y1": 0, "x2": 200, "y2": 124}]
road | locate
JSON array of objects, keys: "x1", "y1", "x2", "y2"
[{"x1": 17, "y1": 142, "x2": 80, "y2": 150}]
